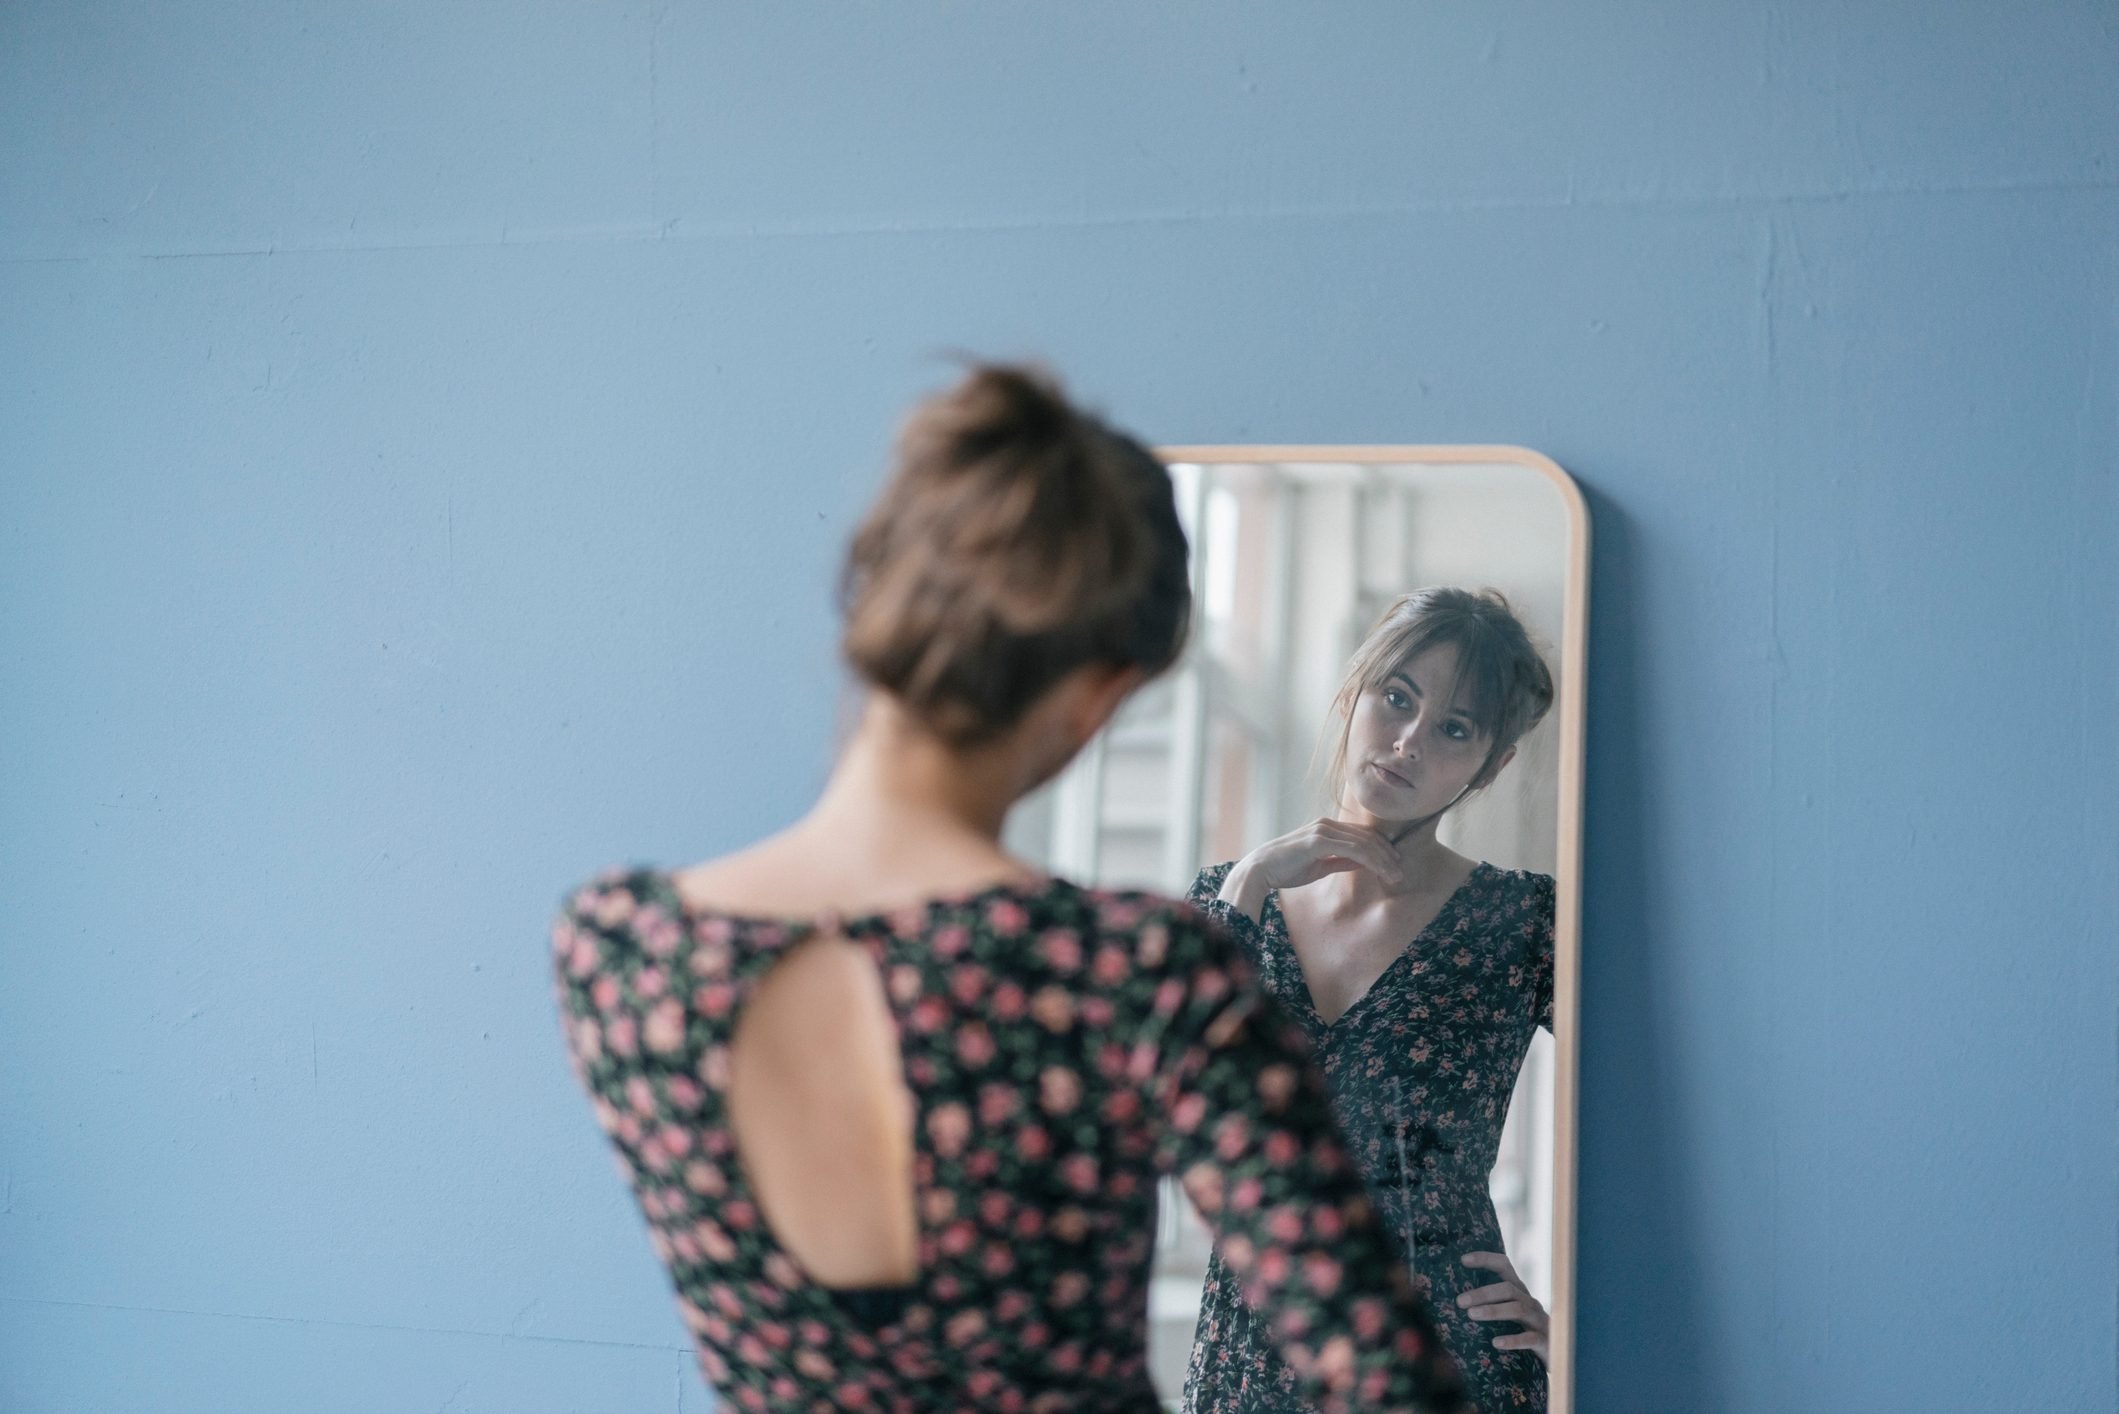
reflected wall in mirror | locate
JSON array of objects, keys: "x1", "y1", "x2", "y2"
[{"x1": 1005, "y1": 448, "x2": 1587, "y2": 1413}]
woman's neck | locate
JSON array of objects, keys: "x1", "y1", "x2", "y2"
[
  {"x1": 1335, "y1": 804, "x2": 1461, "y2": 889},
  {"x1": 804, "y1": 700, "x2": 1020, "y2": 850}
]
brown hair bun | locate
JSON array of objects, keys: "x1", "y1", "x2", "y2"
[{"x1": 839, "y1": 362, "x2": 1191, "y2": 743}]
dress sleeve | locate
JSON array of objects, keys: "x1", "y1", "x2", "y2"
[
  {"x1": 1185, "y1": 861, "x2": 1278, "y2": 968},
  {"x1": 1130, "y1": 905, "x2": 1471, "y2": 1414},
  {"x1": 1529, "y1": 871, "x2": 1557, "y2": 1033}
]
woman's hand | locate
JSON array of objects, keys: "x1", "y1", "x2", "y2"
[
  {"x1": 1457, "y1": 1251, "x2": 1549, "y2": 1365},
  {"x1": 1217, "y1": 818, "x2": 1406, "y2": 920}
]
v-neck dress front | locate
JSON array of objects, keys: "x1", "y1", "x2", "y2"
[{"x1": 1181, "y1": 861, "x2": 1556, "y2": 1414}]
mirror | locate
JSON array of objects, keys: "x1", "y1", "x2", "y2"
[{"x1": 1004, "y1": 447, "x2": 1587, "y2": 1414}]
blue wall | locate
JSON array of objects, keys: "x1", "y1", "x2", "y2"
[{"x1": 3, "y1": 5, "x2": 2113, "y2": 1411}]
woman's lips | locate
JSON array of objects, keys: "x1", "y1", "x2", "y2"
[{"x1": 1370, "y1": 761, "x2": 1414, "y2": 789}]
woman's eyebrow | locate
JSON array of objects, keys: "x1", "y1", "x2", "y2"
[{"x1": 1387, "y1": 671, "x2": 1421, "y2": 696}]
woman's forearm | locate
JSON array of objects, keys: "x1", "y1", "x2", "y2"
[{"x1": 1216, "y1": 858, "x2": 1272, "y2": 922}]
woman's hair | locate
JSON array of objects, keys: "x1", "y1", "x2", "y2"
[
  {"x1": 1323, "y1": 586, "x2": 1555, "y2": 806},
  {"x1": 839, "y1": 362, "x2": 1192, "y2": 744}
]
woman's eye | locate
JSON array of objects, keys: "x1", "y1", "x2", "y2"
[
  {"x1": 1384, "y1": 689, "x2": 1411, "y2": 710},
  {"x1": 1443, "y1": 721, "x2": 1471, "y2": 741}
]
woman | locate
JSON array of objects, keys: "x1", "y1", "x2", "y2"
[
  {"x1": 1184, "y1": 589, "x2": 1558, "y2": 1414},
  {"x1": 551, "y1": 365, "x2": 1469, "y2": 1413}
]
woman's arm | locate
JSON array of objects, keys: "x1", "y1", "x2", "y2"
[{"x1": 1134, "y1": 907, "x2": 1470, "y2": 1414}]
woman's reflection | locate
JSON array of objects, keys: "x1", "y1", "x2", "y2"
[{"x1": 1183, "y1": 588, "x2": 1557, "y2": 1413}]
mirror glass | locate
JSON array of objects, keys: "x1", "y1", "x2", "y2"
[{"x1": 1004, "y1": 450, "x2": 1585, "y2": 1413}]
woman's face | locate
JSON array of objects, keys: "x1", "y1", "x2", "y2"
[{"x1": 1340, "y1": 642, "x2": 1509, "y2": 824}]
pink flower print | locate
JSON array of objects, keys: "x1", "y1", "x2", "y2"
[
  {"x1": 932, "y1": 924, "x2": 971, "y2": 959},
  {"x1": 965, "y1": 1148, "x2": 1000, "y2": 1180},
  {"x1": 721, "y1": 1199, "x2": 757, "y2": 1231},
  {"x1": 1257, "y1": 1062, "x2": 1298, "y2": 1109},
  {"x1": 1013, "y1": 1208, "x2": 1045, "y2": 1239},
  {"x1": 1310, "y1": 1203, "x2": 1344, "y2": 1240},
  {"x1": 909, "y1": 996, "x2": 948, "y2": 1033},
  {"x1": 591, "y1": 1098, "x2": 622, "y2": 1135},
  {"x1": 926, "y1": 1102, "x2": 971, "y2": 1158},
  {"x1": 1303, "y1": 1252, "x2": 1342, "y2": 1296},
  {"x1": 939, "y1": 1221, "x2": 977, "y2": 1257},
  {"x1": 591, "y1": 976, "x2": 621, "y2": 1013},
  {"x1": 1170, "y1": 1092, "x2": 1207, "y2": 1133},
  {"x1": 1351, "y1": 1297, "x2": 1387, "y2": 1341},
  {"x1": 1091, "y1": 946, "x2": 1129, "y2": 986},
  {"x1": 697, "y1": 1045, "x2": 731, "y2": 1091},
  {"x1": 1030, "y1": 986, "x2": 1075, "y2": 1032},
  {"x1": 664, "y1": 1075, "x2": 703, "y2": 1112},
  {"x1": 1256, "y1": 1248, "x2": 1289, "y2": 1288},
  {"x1": 1183, "y1": 1164, "x2": 1224, "y2": 1213},
  {"x1": 698, "y1": 1348, "x2": 730, "y2": 1384},
  {"x1": 604, "y1": 1015, "x2": 638, "y2": 1057},
  {"x1": 948, "y1": 963, "x2": 987, "y2": 1005},
  {"x1": 566, "y1": 935, "x2": 602, "y2": 979},
  {"x1": 1124, "y1": 1040, "x2": 1157, "y2": 1082},
  {"x1": 944, "y1": 1309, "x2": 985, "y2": 1346},
  {"x1": 1051, "y1": 1207, "x2": 1090, "y2": 1243},
  {"x1": 967, "y1": 1369, "x2": 1003, "y2": 1400},
  {"x1": 643, "y1": 999, "x2": 686, "y2": 1054},
  {"x1": 1267, "y1": 1205, "x2": 1304, "y2": 1245},
  {"x1": 625, "y1": 1076, "x2": 656, "y2": 1114},
  {"x1": 832, "y1": 1383, "x2": 872, "y2": 1409},
  {"x1": 1060, "y1": 1154, "x2": 1100, "y2": 1194},
  {"x1": 1037, "y1": 929, "x2": 1082, "y2": 972},
  {"x1": 1264, "y1": 1130, "x2": 1300, "y2": 1166},
  {"x1": 981, "y1": 1242, "x2": 1015, "y2": 1278},
  {"x1": 1038, "y1": 1066, "x2": 1081, "y2": 1114},
  {"x1": 990, "y1": 981, "x2": 1026, "y2": 1019},
  {"x1": 633, "y1": 965, "x2": 666, "y2": 999},
  {"x1": 995, "y1": 1289, "x2": 1031, "y2": 1322},
  {"x1": 656, "y1": 1125, "x2": 693, "y2": 1159},
  {"x1": 888, "y1": 965, "x2": 923, "y2": 1004},
  {"x1": 571, "y1": 1018, "x2": 603, "y2": 1063},
  {"x1": 1015, "y1": 1124, "x2": 1050, "y2": 1161},
  {"x1": 1230, "y1": 1177, "x2": 1263, "y2": 1212},
  {"x1": 1152, "y1": 978, "x2": 1186, "y2": 1016},
  {"x1": 683, "y1": 1160, "x2": 725, "y2": 1196},
  {"x1": 1079, "y1": 997, "x2": 1114, "y2": 1028},
  {"x1": 985, "y1": 899, "x2": 1029, "y2": 933},
  {"x1": 1051, "y1": 1271, "x2": 1090, "y2": 1308},
  {"x1": 591, "y1": 889, "x2": 636, "y2": 929},
  {"x1": 1136, "y1": 921, "x2": 1168, "y2": 966},
  {"x1": 668, "y1": 1228, "x2": 702, "y2": 1264},
  {"x1": 689, "y1": 938, "x2": 732, "y2": 978},
  {"x1": 794, "y1": 1349, "x2": 835, "y2": 1381},
  {"x1": 1101, "y1": 1090, "x2": 1141, "y2": 1125},
  {"x1": 635, "y1": 905, "x2": 679, "y2": 957},
  {"x1": 921, "y1": 1187, "x2": 958, "y2": 1225},
  {"x1": 955, "y1": 1024, "x2": 996, "y2": 1068}
]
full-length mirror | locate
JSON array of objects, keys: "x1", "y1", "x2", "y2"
[{"x1": 1005, "y1": 447, "x2": 1588, "y2": 1413}]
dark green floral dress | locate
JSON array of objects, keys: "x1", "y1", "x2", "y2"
[
  {"x1": 1182, "y1": 862, "x2": 1555, "y2": 1414},
  {"x1": 553, "y1": 866, "x2": 1472, "y2": 1414}
]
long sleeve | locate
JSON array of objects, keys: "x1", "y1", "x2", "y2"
[{"x1": 1127, "y1": 904, "x2": 1471, "y2": 1414}]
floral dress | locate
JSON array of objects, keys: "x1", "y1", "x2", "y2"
[
  {"x1": 553, "y1": 866, "x2": 1472, "y2": 1414},
  {"x1": 1182, "y1": 862, "x2": 1555, "y2": 1414}
]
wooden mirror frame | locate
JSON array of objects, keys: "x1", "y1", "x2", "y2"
[{"x1": 1156, "y1": 445, "x2": 1589, "y2": 1414}]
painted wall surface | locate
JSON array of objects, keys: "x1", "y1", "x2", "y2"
[{"x1": 3, "y1": 5, "x2": 2113, "y2": 1411}]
